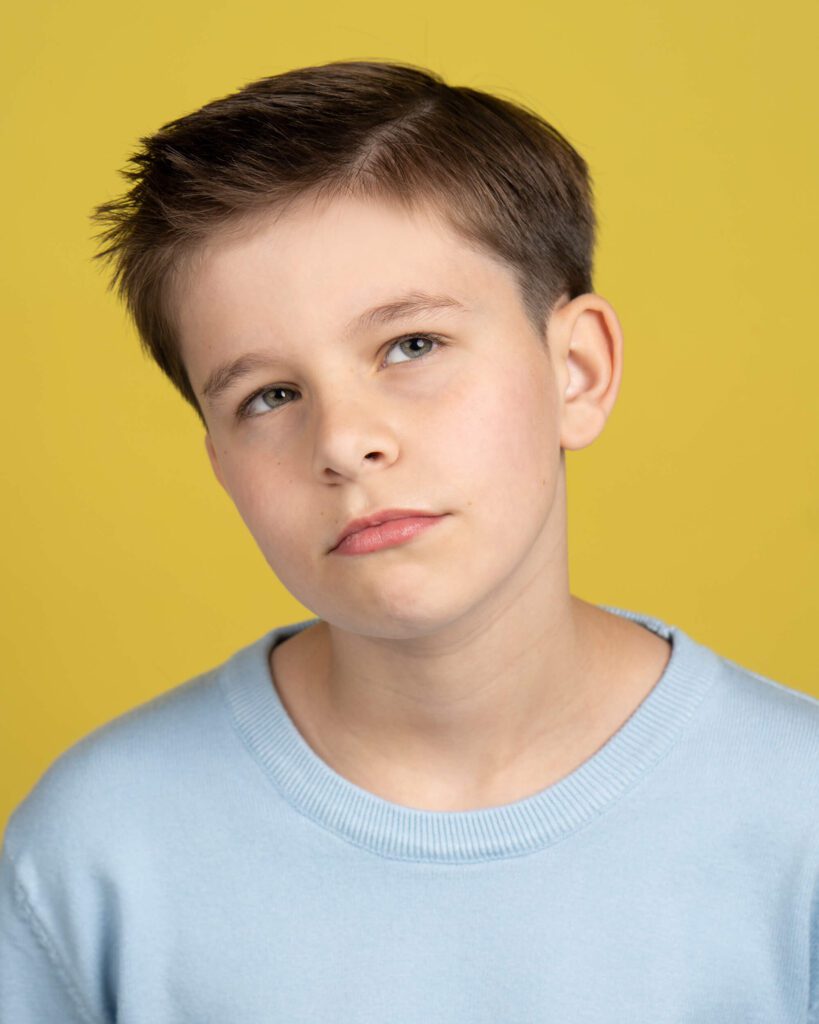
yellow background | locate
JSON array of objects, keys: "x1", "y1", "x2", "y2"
[{"x1": 2, "y1": 0, "x2": 817, "y2": 830}]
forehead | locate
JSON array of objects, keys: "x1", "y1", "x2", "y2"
[
  {"x1": 174, "y1": 193, "x2": 520, "y2": 344},
  {"x1": 186, "y1": 191, "x2": 495, "y2": 278}
]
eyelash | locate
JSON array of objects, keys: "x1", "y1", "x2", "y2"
[{"x1": 235, "y1": 332, "x2": 445, "y2": 421}]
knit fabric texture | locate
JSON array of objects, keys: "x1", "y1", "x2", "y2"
[{"x1": 2, "y1": 604, "x2": 818, "y2": 1023}]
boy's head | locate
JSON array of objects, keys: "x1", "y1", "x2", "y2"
[
  {"x1": 89, "y1": 60, "x2": 623, "y2": 633},
  {"x1": 90, "y1": 59, "x2": 598, "y2": 429}
]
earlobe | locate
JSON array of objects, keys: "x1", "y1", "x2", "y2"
[{"x1": 204, "y1": 433, "x2": 227, "y2": 491}]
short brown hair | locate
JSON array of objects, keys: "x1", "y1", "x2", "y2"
[{"x1": 89, "y1": 59, "x2": 597, "y2": 426}]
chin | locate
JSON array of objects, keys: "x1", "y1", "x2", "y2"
[{"x1": 325, "y1": 577, "x2": 491, "y2": 641}]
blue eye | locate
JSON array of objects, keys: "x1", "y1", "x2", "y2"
[{"x1": 235, "y1": 332, "x2": 443, "y2": 420}]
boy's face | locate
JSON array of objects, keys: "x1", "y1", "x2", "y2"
[{"x1": 176, "y1": 192, "x2": 579, "y2": 636}]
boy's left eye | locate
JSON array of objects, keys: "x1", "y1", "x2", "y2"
[{"x1": 382, "y1": 332, "x2": 442, "y2": 366}]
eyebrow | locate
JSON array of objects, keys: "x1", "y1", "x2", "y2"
[{"x1": 200, "y1": 291, "x2": 470, "y2": 406}]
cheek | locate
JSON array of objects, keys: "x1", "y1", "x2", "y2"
[
  {"x1": 435, "y1": 360, "x2": 557, "y2": 492},
  {"x1": 219, "y1": 454, "x2": 296, "y2": 546}
]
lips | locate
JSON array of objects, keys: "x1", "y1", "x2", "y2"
[
  {"x1": 332, "y1": 515, "x2": 447, "y2": 556},
  {"x1": 330, "y1": 508, "x2": 443, "y2": 552}
]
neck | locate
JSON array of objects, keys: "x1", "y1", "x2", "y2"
[{"x1": 272, "y1": 587, "x2": 669, "y2": 812}]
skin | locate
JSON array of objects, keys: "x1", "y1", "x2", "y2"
[{"x1": 174, "y1": 190, "x2": 671, "y2": 812}]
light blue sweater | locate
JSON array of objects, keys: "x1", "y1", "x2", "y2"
[{"x1": 2, "y1": 605, "x2": 818, "y2": 1023}]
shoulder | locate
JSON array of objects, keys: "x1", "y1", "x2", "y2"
[
  {"x1": 2, "y1": 647, "x2": 240, "y2": 873},
  {"x1": 695, "y1": 647, "x2": 819, "y2": 812},
  {"x1": 712, "y1": 649, "x2": 819, "y2": 736}
]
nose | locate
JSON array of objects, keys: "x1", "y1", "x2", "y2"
[{"x1": 310, "y1": 394, "x2": 400, "y2": 481}]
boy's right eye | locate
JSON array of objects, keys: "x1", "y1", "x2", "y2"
[{"x1": 236, "y1": 385, "x2": 296, "y2": 420}]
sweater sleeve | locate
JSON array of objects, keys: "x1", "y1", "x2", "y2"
[
  {"x1": 0, "y1": 840, "x2": 101, "y2": 1024},
  {"x1": 811, "y1": 864, "x2": 819, "y2": 1024}
]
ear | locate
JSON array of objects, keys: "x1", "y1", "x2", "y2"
[
  {"x1": 547, "y1": 293, "x2": 624, "y2": 452},
  {"x1": 204, "y1": 433, "x2": 228, "y2": 491}
]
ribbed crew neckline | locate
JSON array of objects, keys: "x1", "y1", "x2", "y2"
[{"x1": 218, "y1": 605, "x2": 720, "y2": 863}]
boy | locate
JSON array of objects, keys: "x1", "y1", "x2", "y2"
[{"x1": 1, "y1": 59, "x2": 817, "y2": 1022}]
